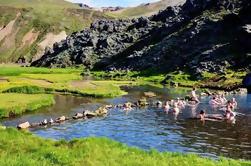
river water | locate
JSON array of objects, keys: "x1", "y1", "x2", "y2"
[{"x1": 1, "y1": 85, "x2": 251, "y2": 160}]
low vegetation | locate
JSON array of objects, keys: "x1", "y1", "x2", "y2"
[
  {"x1": 0, "y1": 128, "x2": 250, "y2": 166},
  {"x1": 0, "y1": 65, "x2": 131, "y2": 98},
  {"x1": 0, "y1": 93, "x2": 54, "y2": 118},
  {"x1": 0, "y1": 0, "x2": 112, "y2": 62}
]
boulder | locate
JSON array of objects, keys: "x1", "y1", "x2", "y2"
[
  {"x1": 83, "y1": 110, "x2": 97, "y2": 118},
  {"x1": 105, "y1": 105, "x2": 113, "y2": 109},
  {"x1": 73, "y1": 113, "x2": 84, "y2": 119},
  {"x1": 95, "y1": 107, "x2": 108, "y2": 116},
  {"x1": 55, "y1": 116, "x2": 66, "y2": 123},
  {"x1": 49, "y1": 118, "x2": 54, "y2": 124},
  {"x1": 41, "y1": 119, "x2": 48, "y2": 125},
  {"x1": 30, "y1": 123, "x2": 40, "y2": 128},
  {"x1": 17, "y1": 122, "x2": 30, "y2": 129}
]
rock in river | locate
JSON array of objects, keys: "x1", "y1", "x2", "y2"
[
  {"x1": 73, "y1": 113, "x2": 84, "y2": 119},
  {"x1": 17, "y1": 122, "x2": 30, "y2": 129}
]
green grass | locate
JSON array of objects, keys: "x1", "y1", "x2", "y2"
[
  {"x1": 106, "y1": 0, "x2": 170, "y2": 18},
  {"x1": 0, "y1": 128, "x2": 250, "y2": 166},
  {"x1": 0, "y1": 0, "x2": 112, "y2": 62},
  {"x1": 0, "y1": 93, "x2": 54, "y2": 118},
  {"x1": 0, "y1": 64, "x2": 82, "y2": 76},
  {"x1": 0, "y1": 65, "x2": 131, "y2": 98}
]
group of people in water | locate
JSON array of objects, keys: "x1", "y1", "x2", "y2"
[
  {"x1": 123, "y1": 88, "x2": 240, "y2": 123},
  {"x1": 17, "y1": 88, "x2": 241, "y2": 129},
  {"x1": 163, "y1": 88, "x2": 238, "y2": 122}
]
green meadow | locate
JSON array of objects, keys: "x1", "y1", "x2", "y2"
[{"x1": 0, "y1": 128, "x2": 250, "y2": 166}]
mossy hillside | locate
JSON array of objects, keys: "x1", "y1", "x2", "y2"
[
  {"x1": 0, "y1": 93, "x2": 55, "y2": 118},
  {"x1": 0, "y1": 0, "x2": 112, "y2": 62},
  {"x1": 0, "y1": 128, "x2": 250, "y2": 166}
]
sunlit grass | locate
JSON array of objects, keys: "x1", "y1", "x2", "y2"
[
  {"x1": 0, "y1": 64, "x2": 81, "y2": 76},
  {"x1": 0, "y1": 93, "x2": 54, "y2": 118},
  {"x1": 0, "y1": 128, "x2": 250, "y2": 166}
]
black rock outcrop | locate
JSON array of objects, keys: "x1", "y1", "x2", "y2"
[{"x1": 31, "y1": 0, "x2": 251, "y2": 76}]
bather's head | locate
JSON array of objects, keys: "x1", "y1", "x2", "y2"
[{"x1": 199, "y1": 110, "x2": 205, "y2": 120}]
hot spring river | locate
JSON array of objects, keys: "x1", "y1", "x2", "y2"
[{"x1": 1, "y1": 86, "x2": 251, "y2": 160}]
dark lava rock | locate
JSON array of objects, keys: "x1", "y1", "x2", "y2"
[{"x1": 31, "y1": 0, "x2": 251, "y2": 78}]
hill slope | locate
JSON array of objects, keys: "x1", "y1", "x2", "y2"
[
  {"x1": 107, "y1": 0, "x2": 186, "y2": 18},
  {"x1": 0, "y1": 0, "x2": 111, "y2": 63},
  {"x1": 32, "y1": 0, "x2": 251, "y2": 89}
]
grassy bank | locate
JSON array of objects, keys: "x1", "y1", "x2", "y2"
[
  {"x1": 91, "y1": 69, "x2": 247, "y2": 91},
  {"x1": 0, "y1": 128, "x2": 250, "y2": 166},
  {"x1": 0, "y1": 65, "x2": 131, "y2": 98},
  {"x1": 0, "y1": 93, "x2": 54, "y2": 118}
]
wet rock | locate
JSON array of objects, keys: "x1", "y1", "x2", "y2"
[
  {"x1": 95, "y1": 107, "x2": 108, "y2": 116},
  {"x1": 49, "y1": 118, "x2": 54, "y2": 124},
  {"x1": 105, "y1": 105, "x2": 113, "y2": 109},
  {"x1": 55, "y1": 116, "x2": 67, "y2": 123},
  {"x1": 17, "y1": 122, "x2": 30, "y2": 129},
  {"x1": 83, "y1": 110, "x2": 97, "y2": 118},
  {"x1": 41, "y1": 119, "x2": 48, "y2": 126},
  {"x1": 73, "y1": 113, "x2": 84, "y2": 119},
  {"x1": 30, "y1": 122, "x2": 40, "y2": 128}
]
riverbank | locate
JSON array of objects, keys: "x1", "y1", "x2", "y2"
[
  {"x1": 0, "y1": 93, "x2": 54, "y2": 118},
  {"x1": 91, "y1": 70, "x2": 247, "y2": 91},
  {"x1": 0, "y1": 127, "x2": 249, "y2": 166},
  {"x1": 0, "y1": 64, "x2": 247, "y2": 118},
  {"x1": 0, "y1": 64, "x2": 131, "y2": 98}
]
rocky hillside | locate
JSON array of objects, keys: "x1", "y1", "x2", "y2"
[
  {"x1": 32, "y1": 0, "x2": 251, "y2": 79},
  {"x1": 107, "y1": 0, "x2": 186, "y2": 18},
  {"x1": 0, "y1": 0, "x2": 111, "y2": 63}
]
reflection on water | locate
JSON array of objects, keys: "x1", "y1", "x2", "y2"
[{"x1": 1, "y1": 86, "x2": 251, "y2": 160}]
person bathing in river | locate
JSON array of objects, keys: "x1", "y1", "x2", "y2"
[
  {"x1": 231, "y1": 98, "x2": 238, "y2": 109},
  {"x1": 209, "y1": 97, "x2": 221, "y2": 106},
  {"x1": 172, "y1": 103, "x2": 180, "y2": 114},
  {"x1": 156, "y1": 101, "x2": 163, "y2": 108},
  {"x1": 199, "y1": 110, "x2": 205, "y2": 121},
  {"x1": 219, "y1": 94, "x2": 227, "y2": 105},
  {"x1": 164, "y1": 101, "x2": 170, "y2": 113},
  {"x1": 194, "y1": 110, "x2": 224, "y2": 121},
  {"x1": 190, "y1": 88, "x2": 200, "y2": 103},
  {"x1": 225, "y1": 100, "x2": 236, "y2": 119},
  {"x1": 177, "y1": 98, "x2": 186, "y2": 108}
]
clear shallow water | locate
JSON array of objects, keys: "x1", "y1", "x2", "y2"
[{"x1": 1, "y1": 86, "x2": 251, "y2": 160}]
